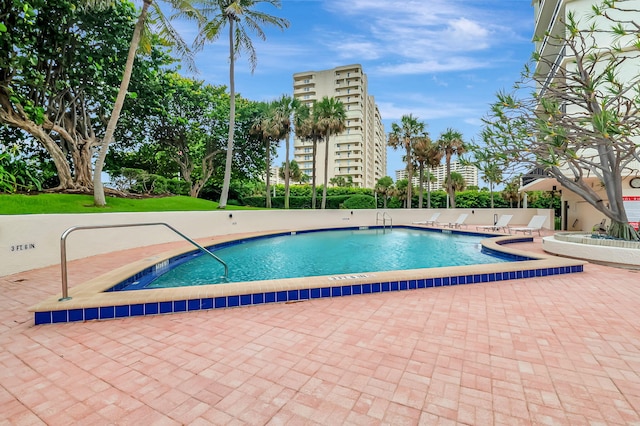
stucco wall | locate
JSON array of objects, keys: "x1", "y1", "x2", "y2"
[{"x1": 0, "y1": 208, "x2": 551, "y2": 276}]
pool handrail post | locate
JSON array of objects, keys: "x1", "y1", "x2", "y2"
[{"x1": 59, "y1": 222, "x2": 229, "y2": 302}]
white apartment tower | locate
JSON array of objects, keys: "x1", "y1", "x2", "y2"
[
  {"x1": 292, "y1": 65, "x2": 386, "y2": 188},
  {"x1": 395, "y1": 161, "x2": 479, "y2": 190}
]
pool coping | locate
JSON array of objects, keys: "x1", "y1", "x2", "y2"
[{"x1": 29, "y1": 226, "x2": 586, "y2": 325}]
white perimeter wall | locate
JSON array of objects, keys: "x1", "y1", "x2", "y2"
[{"x1": 0, "y1": 208, "x2": 552, "y2": 276}]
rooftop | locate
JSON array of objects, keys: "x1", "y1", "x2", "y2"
[{"x1": 1, "y1": 235, "x2": 639, "y2": 424}]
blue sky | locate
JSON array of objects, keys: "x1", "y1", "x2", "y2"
[{"x1": 174, "y1": 0, "x2": 535, "y2": 182}]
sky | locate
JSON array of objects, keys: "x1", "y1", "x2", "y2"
[{"x1": 172, "y1": 0, "x2": 535, "y2": 182}]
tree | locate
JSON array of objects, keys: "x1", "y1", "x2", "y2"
[
  {"x1": 271, "y1": 94, "x2": 301, "y2": 209},
  {"x1": 250, "y1": 100, "x2": 282, "y2": 207},
  {"x1": 329, "y1": 175, "x2": 353, "y2": 187},
  {"x1": 279, "y1": 160, "x2": 306, "y2": 184},
  {"x1": 482, "y1": 1, "x2": 640, "y2": 240},
  {"x1": 388, "y1": 114, "x2": 425, "y2": 209},
  {"x1": 294, "y1": 103, "x2": 323, "y2": 208},
  {"x1": 467, "y1": 143, "x2": 503, "y2": 208},
  {"x1": 444, "y1": 171, "x2": 466, "y2": 193},
  {"x1": 437, "y1": 128, "x2": 466, "y2": 208},
  {"x1": 375, "y1": 176, "x2": 395, "y2": 208},
  {"x1": 194, "y1": 0, "x2": 289, "y2": 209},
  {"x1": 501, "y1": 178, "x2": 521, "y2": 208},
  {"x1": 314, "y1": 97, "x2": 347, "y2": 209},
  {"x1": 412, "y1": 134, "x2": 442, "y2": 208}
]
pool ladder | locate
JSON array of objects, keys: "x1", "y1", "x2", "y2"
[
  {"x1": 376, "y1": 212, "x2": 393, "y2": 230},
  {"x1": 59, "y1": 222, "x2": 228, "y2": 301}
]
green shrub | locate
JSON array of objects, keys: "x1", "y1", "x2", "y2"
[{"x1": 343, "y1": 195, "x2": 376, "y2": 209}]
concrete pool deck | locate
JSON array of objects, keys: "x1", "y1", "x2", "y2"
[{"x1": 1, "y1": 231, "x2": 640, "y2": 424}]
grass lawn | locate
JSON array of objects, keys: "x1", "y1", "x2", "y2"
[{"x1": 0, "y1": 193, "x2": 256, "y2": 214}]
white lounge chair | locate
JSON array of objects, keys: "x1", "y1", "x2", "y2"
[
  {"x1": 510, "y1": 215, "x2": 547, "y2": 236},
  {"x1": 476, "y1": 215, "x2": 513, "y2": 233},
  {"x1": 412, "y1": 212, "x2": 440, "y2": 226},
  {"x1": 445, "y1": 213, "x2": 468, "y2": 229}
]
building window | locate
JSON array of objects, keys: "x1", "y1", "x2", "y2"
[
  {"x1": 303, "y1": 95, "x2": 310, "y2": 99},
  {"x1": 304, "y1": 87, "x2": 310, "y2": 92}
]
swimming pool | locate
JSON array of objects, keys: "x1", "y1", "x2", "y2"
[
  {"x1": 119, "y1": 227, "x2": 515, "y2": 290},
  {"x1": 30, "y1": 226, "x2": 586, "y2": 324}
]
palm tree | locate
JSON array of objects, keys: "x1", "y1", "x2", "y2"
[
  {"x1": 444, "y1": 171, "x2": 467, "y2": 193},
  {"x1": 294, "y1": 103, "x2": 323, "y2": 208},
  {"x1": 314, "y1": 97, "x2": 347, "y2": 209},
  {"x1": 412, "y1": 134, "x2": 442, "y2": 209},
  {"x1": 388, "y1": 115, "x2": 426, "y2": 209},
  {"x1": 250, "y1": 101, "x2": 282, "y2": 208},
  {"x1": 437, "y1": 128, "x2": 466, "y2": 208},
  {"x1": 271, "y1": 94, "x2": 301, "y2": 209},
  {"x1": 89, "y1": 0, "x2": 197, "y2": 206},
  {"x1": 375, "y1": 176, "x2": 394, "y2": 208},
  {"x1": 194, "y1": 0, "x2": 289, "y2": 209}
]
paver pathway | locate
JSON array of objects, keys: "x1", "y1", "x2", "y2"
[{"x1": 1, "y1": 237, "x2": 639, "y2": 425}]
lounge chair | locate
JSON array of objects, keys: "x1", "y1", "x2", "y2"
[
  {"x1": 445, "y1": 213, "x2": 468, "y2": 229},
  {"x1": 510, "y1": 215, "x2": 547, "y2": 236},
  {"x1": 412, "y1": 212, "x2": 441, "y2": 226},
  {"x1": 476, "y1": 215, "x2": 513, "y2": 233}
]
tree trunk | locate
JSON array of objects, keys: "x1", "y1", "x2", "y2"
[
  {"x1": 418, "y1": 164, "x2": 424, "y2": 208},
  {"x1": 284, "y1": 133, "x2": 290, "y2": 209},
  {"x1": 446, "y1": 153, "x2": 455, "y2": 208},
  {"x1": 93, "y1": 0, "x2": 151, "y2": 206},
  {"x1": 405, "y1": 144, "x2": 412, "y2": 208},
  {"x1": 311, "y1": 139, "x2": 318, "y2": 209},
  {"x1": 218, "y1": 18, "x2": 236, "y2": 209},
  {"x1": 321, "y1": 135, "x2": 330, "y2": 209},
  {"x1": 265, "y1": 140, "x2": 271, "y2": 208}
]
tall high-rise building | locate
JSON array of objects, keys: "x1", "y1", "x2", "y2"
[
  {"x1": 292, "y1": 65, "x2": 386, "y2": 188},
  {"x1": 395, "y1": 161, "x2": 478, "y2": 190}
]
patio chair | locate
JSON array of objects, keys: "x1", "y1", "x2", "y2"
[
  {"x1": 445, "y1": 213, "x2": 468, "y2": 229},
  {"x1": 476, "y1": 214, "x2": 513, "y2": 233},
  {"x1": 412, "y1": 212, "x2": 441, "y2": 226},
  {"x1": 510, "y1": 215, "x2": 547, "y2": 236}
]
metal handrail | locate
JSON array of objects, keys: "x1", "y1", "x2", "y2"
[
  {"x1": 59, "y1": 222, "x2": 228, "y2": 301},
  {"x1": 376, "y1": 212, "x2": 393, "y2": 230}
]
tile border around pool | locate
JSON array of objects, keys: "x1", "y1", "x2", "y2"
[{"x1": 30, "y1": 228, "x2": 587, "y2": 325}]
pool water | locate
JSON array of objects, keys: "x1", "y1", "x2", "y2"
[{"x1": 141, "y1": 228, "x2": 512, "y2": 289}]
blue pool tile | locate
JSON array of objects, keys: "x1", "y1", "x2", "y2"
[
  {"x1": 215, "y1": 297, "x2": 227, "y2": 308},
  {"x1": 188, "y1": 299, "x2": 200, "y2": 311},
  {"x1": 35, "y1": 311, "x2": 51, "y2": 325},
  {"x1": 131, "y1": 304, "x2": 144, "y2": 316},
  {"x1": 443, "y1": 277, "x2": 450, "y2": 286},
  {"x1": 426, "y1": 278, "x2": 434, "y2": 288},
  {"x1": 174, "y1": 300, "x2": 187, "y2": 312},
  {"x1": 417, "y1": 279, "x2": 426, "y2": 288},
  {"x1": 288, "y1": 290, "x2": 299, "y2": 301},
  {"x1": 85, "y1": 307, "x2": 99, "y2": 321},
  {"x1": 409, "y1": 280, "x2": 417, "y2": 289},
  {"x1": 52, "y1": 310, "x2": 67, "y2": 324},
  {"x1": 115, "y1": 305, "x2": 129, "y2": 318},
  {"x1": 435, "y1": 278, "x2": 442, "y2": 287},
  {"x1": 509, "y1": 271, "x2": 516, "y2": 280},
  {"x1": 201, "y1": 298, "x2": 213, "y2": 309},
  {"x1": 341, "y1": 286, "x2": 352, "y2": 296},
  {"x1": 228, "y1": 295, "x2": 240, "y2": 307},
  {"x1": 68, "y1": 309, "x2": 83, "y2": 322},
  {"x1": 482, "y1": 274, "x2": 489, "y2": 282},
  {"x1": 321, "y1": 287, "x2": 331, "y2": 298},
  {"x1": 159, "y1": 301, "x2": 172, "y2": 314},
  {"x1": 362, "y1": 284, "x2": 371, "y2": 294},
  {"x1": 331, "y1": 287, "x2": 342, "y2": 297},
  {"x1": 381, "y1": 282, "x2": 390, "y2": 292},
  {"x1": 145, "y1": 303, "x2": 158, "y2": 315},
  {"x1": 390, "y1": 281, "x2": 399, "y2": 291},
  {"x1": 99, "y1": 306, "x2": 115, "y2": 319},
  {"x1": 310, "y1": 288, "x2": 321, "y2": 299},
  {"x1": 372, "y1": 283, "x2": 381, "y2": 293},
  {"x1": 541, "y1": 269, "x2": 548, "y2": 276},
  {"x1": 265, "y1": 292, "x2": 276, "y2": 303},
  {"x1": 252, "y1": 293, "x2": 265, "y2": 304},
  {"x1": 400, "y1": 281, "x2": 408, "y2": 290},
  {"x1": 276, "y1": 291, "x2": 287, "y2": 302},
  {"x1": 352, "y1": 285, "x2": 362, "y2": 295},
  {"x1": 240, "y1": 295, "x2": 252, "y2": 306},
  {"x1": 300, "y1": 289, "x2": 310, "y2": 299},
  {"x1": 451, "y1": 276, "x2": 458, "y2": 285}
]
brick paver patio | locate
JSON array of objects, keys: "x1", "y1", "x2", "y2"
[{"x1": 1, "y1": 236, "x2": 639, "y2": 425}]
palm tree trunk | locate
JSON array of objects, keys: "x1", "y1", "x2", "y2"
[
  {"x1": 284, "y1": 132, "x2": 290, "y2": 209},
  {"x1": 321, "y1": 135, "x2": 330, "y2": 209},
  {"x1": 265, "y1": 140, "x2": 271, "y2": 208},
  {"x1": 218, "y1": 18, "x2": 236, "y2": 209},
  {"x1": 405, "y1": 144, "x2": 412, "y2": 208},
  {"x1": 92, "y1": 0, "x2": 151, "y2": 206},
  {"x1": 446, "y1": 154, "x2": 455, "y2": 208},
  {"x1": 418, "y1": 164, "x2": 424, "y2": 208},
  {"x1": 427, "y1": 170, "x2": 432, "y2": 208},
  {"x1": 311, "y1": 139, "x2": 317, "y2": 209}
]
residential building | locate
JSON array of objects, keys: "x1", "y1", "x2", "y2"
[
  {"x1": 395, "y1": 161, "x2": 478, "y2": 191},
  {"x1": 292, "y1": 65, "x2": 386, "y2": 188},
  {"x1": 525, "y1": 0, "x2": 640, "y2": 231}
]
